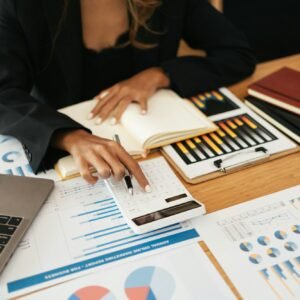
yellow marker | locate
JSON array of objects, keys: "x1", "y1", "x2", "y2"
[
  {"x1": 177, "y1": 142, "x2": 188, "y2": 154},
  {"x1": 194, "y1": 137, "x2": 201, "y2": 143},
  {"x1": 217, "y1": 129, "x2": 226, "y2": 137},
  {"x1": 212, "y1": 91, "x2": 223, "y2": 100},
  {"x1": 234, "y1": 118, "x2": 243, "y2": 126},
  {"x1": 242, "y1": 116, "x2": 257, "y2": 129},
  {"x1": 219, "y1": 122, "x2": 237, "y2": 138},
  {"x1": 199, "y1": 94, "x2": 206, "y2": 101},
  {"x1": 186, "y1": 139, "x2": 196, "y2": 149},
  {"x1": 210, "y1": 133, "x2": 223, "y2": 145},
  {"x1": 205, "y1": 92, "x2": 211, "y2": 98},
  {"x1": 227, "y1": 120, "x2": 237, "y2": 129},
  {"x1": 202, "y1": 135, "x2": 223, "y2": 154},
  {"x1": 191, "y1": 97, "x2": 204, "y2": 108}
]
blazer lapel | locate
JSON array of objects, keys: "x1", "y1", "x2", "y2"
[{"x1": 43, "y1": 0, "x2": 83, "y2": 102}]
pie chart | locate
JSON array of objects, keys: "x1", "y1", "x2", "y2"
[
  {"x1": 284, "y1": 241, "x2": 298, "y2": 252},
  {"x1": 68, "y1": 286, "x2": 115, "y2": 300},
  {"x1": 292, "y1": 225, "x2": 300, "y2": 234},
  {"x1": 125, "y1": 266, "x2": 175, "y2": 300},
  {"x1": 274, "y1": 230, "x2": 288, "y2": 240},
  {"x1": 267, "y1": 248, "x2": 280, "y2": 258},
  {"x1": 257, "y1": 236, "x2": 271, "y2": 246},
  {"x1": 249, "y1": 254, "x2": 262, "y2": 264},
  {"x1": 240, "y1": 242, "x2": 253, "y2": 252}
]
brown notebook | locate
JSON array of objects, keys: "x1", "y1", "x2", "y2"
[{"x1": 248, "y1": 67, "x2": 300, "y2": 115}]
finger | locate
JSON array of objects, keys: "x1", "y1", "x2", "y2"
[
  {"x1": 90, "y1": 86, "x2": 120, "y2": 120},
  {"x1": 100, "y1": 149, "x2": 126, "y2": 181},
  {"x1": 112, "y1": 96, "x2": 132, "y2": 123},
  {"x1": 116, "y1": 146, "x2": 150, "y2": 191},
  {"x1": 139, "y1": 98, "x2": 148, "y2": 115},
  {"x1": 76, "y1": 157, "x2": 98, "y2": 184},
  {"x1": 88, "y1": 153, "x2": 112, "y2": 179},
  {"x1": 97, "y1": 93, "x2": 129, "y2": 124}
]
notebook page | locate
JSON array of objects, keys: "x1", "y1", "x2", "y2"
[
  {"x1": 121, "y1": 90, "x2": 214, "y2": 148},
  {"x1": 59, "y1": 100, "x2": 142, "y2": 154}
]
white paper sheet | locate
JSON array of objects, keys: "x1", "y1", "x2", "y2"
[
  {"x1": 193, "y1": 185, "x2": 300, "y2": 300},
  {"x1": 21, "y1": 244, "x2": 235, "y2": 300},
  {"x1": 0, "y1": 135, "x2": 58, "y2": 181},
  {"x1": 0, "y1": 177, "x2": 201, "y2": 298}
]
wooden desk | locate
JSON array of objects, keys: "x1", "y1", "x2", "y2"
[
  {"x1": 166, "y1": 54, "x2": 300, "y2": 298},
  {"x1": 18, "y1": 55, "x2": 300, "y2": 300}
]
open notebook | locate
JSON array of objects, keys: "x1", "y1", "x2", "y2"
[{"x1": 57, "y1": 89, "x2": 217, "y2": 179}]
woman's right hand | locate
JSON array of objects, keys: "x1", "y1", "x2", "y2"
[{"x1": 52, "y1": 129, "x2": 150, "y2": 190}]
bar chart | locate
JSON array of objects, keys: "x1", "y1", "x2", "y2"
[
  {"x1": 190, "y1": 90, "x2": 239, "y2": 116},
  {"x1": 172, "y1": 113, "x2": 278, "y2": 165}
]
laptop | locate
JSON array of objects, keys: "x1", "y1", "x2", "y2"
[{"x1": 0, "y1": 174, "x2": 54, "y2": 272}]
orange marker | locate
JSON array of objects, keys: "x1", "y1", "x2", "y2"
[
  {"x1": 193, "y1": 137, "x2": 201, "y2": 143},
  {"x1": 227, "y1": 120, "x2": 237, "y2": 129},
  {"x1": 191, "y1": 97, "x2": 204, "y2": 108},
  {"x1": 234, "y1": 118, "x2": 243, "y2": 126},
  {"x1": 212, "y1": 91, "x2": 223, "y2": 100},
  {"x1": 219, "y1": 122, "x2": 237, "y2": 138},
  {"x1": 177, "y1": 142, "x2": 188, "y2": 154},
  {"x1": 210, "y1": 133, "x2": 223, "y2": 145},
  {"x1": 202, "y1": 135, "x2": 223, "y2": 154},
  {"x1": 242, "y1": 116, "x2": 257, "y2": 129},
  {"x1": 217, "y1": 129, "x2": 226, "y2": 137},
  {"x1": 199, "y1": 94, "x2": 206, "y2": 101},
  {"x1": 186, "y1": 139, "x2": 196, "y2": 149}
]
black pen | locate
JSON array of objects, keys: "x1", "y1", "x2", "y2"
[{"x1": 113, "y1": 134, "x2": 134, "y2": 195}]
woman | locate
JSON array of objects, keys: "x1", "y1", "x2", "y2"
[{"x1": 0, "y1": 0, "x2": 256, "y2": 187}]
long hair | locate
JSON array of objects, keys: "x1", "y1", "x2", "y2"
[
  {"x1": 54, "y1": 0, "x2": 161, "y2": 49},
  {"x1": 126, "y1": 0, "x2": 161, "y2": 48}
]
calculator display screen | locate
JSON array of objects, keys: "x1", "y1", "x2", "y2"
[{"x1": 132, "y1": 201, "x2": 201, "y2": 226}]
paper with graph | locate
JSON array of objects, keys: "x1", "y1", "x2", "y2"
[
  {"x1": 193, "y1": 185, "x2": 300, "y2": 300},
  {"x1": 21, "y1": 244, "x2": 235, "y2": 300}
]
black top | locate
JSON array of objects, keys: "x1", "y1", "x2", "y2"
[
  {"x1": 0, "y1": 0, "x2": 256, "y2": 173},
  {"x1": 82, "y1": 33, "x2": 133, "y2": 100}
]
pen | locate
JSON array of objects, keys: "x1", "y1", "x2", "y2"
[{"x1": 113, "y1": 134, "x2": 134, "y2": 195}]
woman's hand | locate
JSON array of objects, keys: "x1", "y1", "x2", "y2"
[
  {"x1": 88, "y1": 67, "x2": 170, "y2": 124},
  {"x1": 53, "y1": 129, "x2": 150, "y2": 190}
]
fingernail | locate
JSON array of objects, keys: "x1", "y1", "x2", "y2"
[
  {"x1": 145, "y1": 185, "x2": 152, "y2": 193},
  {"x1": 141, "y1": 110, "x2": 147, "y2": 115},
  {"x1": 110, "y1": 117, "x2": 117, "y2": 125},
  {"x1": 100, "y1": 91, "x2": 109, "y2": 99},
  {"x1": 87, "y1": 113, "x2": 94, "y2": 120},
  {"x1": 95, "y1": 117, "x2": 102, "y2": 125}
]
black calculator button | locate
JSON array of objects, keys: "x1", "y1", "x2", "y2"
[
  {"x1": 0, "y1": 215, "x2": 10, "y2": 224},
  {"x1": 8, "y1": 217, "x2": 22, "y2": 226},
  {"x1": 0, "y1": 235, "x2": 10, "y2": 245},
  {"x1": 0, "y1": 225, "x2": 17, "y2": 235}
]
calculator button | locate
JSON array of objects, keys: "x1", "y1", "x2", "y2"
[
  {"x1": 0, "y1": 225, "x2": 17, "y2": 235},
  {"x1": 0, "y1": 235, "x2": 10, "y2": 245},
  {"x1": 0, "y1": 215, "x2": 10, "y2": 224},
  {"x1": 8, "y1": 217, "x2": 23, "y2": 226}
]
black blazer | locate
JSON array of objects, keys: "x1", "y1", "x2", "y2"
[{"x1": 0, "y1": 0, "x2": 256, "y2": 173}]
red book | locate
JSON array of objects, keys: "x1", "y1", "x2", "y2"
[{"x1": 248, "y1": 67, "x2": 300, "y2": 115}]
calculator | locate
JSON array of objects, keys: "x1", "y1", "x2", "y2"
[{"x1": 105, "y1": 157, "x2": 205, "y2": 234}]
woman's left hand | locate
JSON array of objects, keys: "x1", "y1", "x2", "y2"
[{"x1": 88, "y1": 67, "x2": 170, "y2": 124}]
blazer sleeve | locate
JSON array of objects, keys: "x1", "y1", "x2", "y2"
[
  {"x1": 0, "y1": 1, "x2": 85, "y2": 173},
  {"x1": 161, "y1": 0, "x2": 256, "y2": 97}
]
